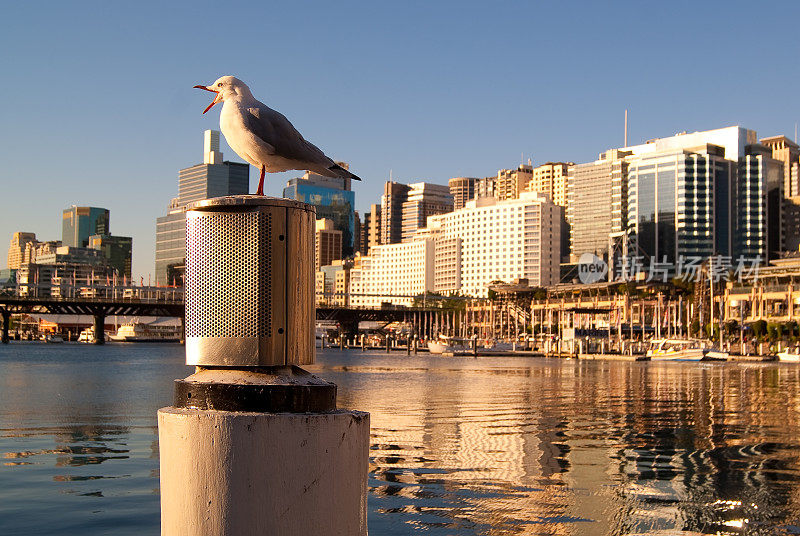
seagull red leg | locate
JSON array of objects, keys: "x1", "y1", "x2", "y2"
[{"x1": 256, "y1": 165, "x2": 265, "y2": 196}]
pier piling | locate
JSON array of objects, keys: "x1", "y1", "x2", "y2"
[
  {"x1": 158, "y1": 196, "x2": 369, "y2": 536},
  {"x1": 93, "y1": 313, "x2": 105, "y2": 345},
  {"x1": 1, "y1": 310, "x2": 9, "y2": 344}
]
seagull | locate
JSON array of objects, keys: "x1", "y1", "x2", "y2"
[{"x1": 194, "y1": 75, "x2": 361, "y2": 195}]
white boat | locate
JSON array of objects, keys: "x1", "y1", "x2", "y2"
[
  {"x1": 777, "y1": 349, "x2": 800, "y2": 363},
  {"x1": 77, "y1": 327, "x2": 108, "y2": 343},
  {"x1": 427, "y1": 335, "x2": 474, "y2": 355},
  {"x1": 646, "y1": 339, "x2": 708, "y2": 361},
  {"x1": 109, "y1": 321, "x2": 181, "y2": 342},
  {"x1": 45, "y1": 334, "x2": 64, "y2": 343},
  {"x1": 704, "y1": 348, "x2": 730, "y2": 360}
]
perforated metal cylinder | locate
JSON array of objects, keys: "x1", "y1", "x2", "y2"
[{"x1": 184, "y1": 196, "x2": 316, "y2": 366}]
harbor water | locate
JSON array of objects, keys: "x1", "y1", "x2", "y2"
[{"x1": 2, "y1": 343, "x2": 800, "y2": 535}]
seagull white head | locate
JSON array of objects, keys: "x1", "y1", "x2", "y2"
[{"x1": 193, "y1": 76, "x2": 253, "y2": 114}]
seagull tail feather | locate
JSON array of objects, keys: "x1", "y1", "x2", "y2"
[{"x1": 328, "y1": 163, "x2": 362, "y2": 181}]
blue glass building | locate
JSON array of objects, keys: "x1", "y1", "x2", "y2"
[
  {"x1": 283, "y1": 173, "x2": 355, "y2": 257},
  {"x1": 62, "y1": 206, "x2": 110, "y2": 248}
]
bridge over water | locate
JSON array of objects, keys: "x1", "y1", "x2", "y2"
[{"x1": 0, "y1": 295, "x2": 443, "y2": 344}]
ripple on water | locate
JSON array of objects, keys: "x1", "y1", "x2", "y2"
[{"x1": 3, "y1": 345, "x2": 800, "y2": 535}]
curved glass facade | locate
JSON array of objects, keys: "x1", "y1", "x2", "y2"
[{"x1": 283, "y1": 183, "x2": 355, "y2": 256}]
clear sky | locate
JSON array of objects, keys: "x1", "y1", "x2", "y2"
[{"x1": 2, "y1": 0, "x2": 799, "y2": 280}]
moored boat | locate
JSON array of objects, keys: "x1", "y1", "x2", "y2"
[
  {"x1": 44, "y1": 334, "x2": 64, "y2": 343},
  {"x1": 109, "y1": 321, "x2": 181, "y2": 342},
  {"x1": 777, "y1": 349, "x2": 800, "y2": 363},
  {"x1": 427, "y1": 335, "x2": 473, "y2": 355},
  {"x1": 77, "y1": 327, "x2": 108, "y2": 343},
  {"x1": 646, "y1": 339, "x2": 708, "y2": 361}
]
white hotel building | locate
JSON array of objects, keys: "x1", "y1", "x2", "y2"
[
  {"x1": 350, "y1": 191, "x2": 560, "y2": 304},
  {"x1": 349, "y1": 240, "x2": 435, "y2": 307}
]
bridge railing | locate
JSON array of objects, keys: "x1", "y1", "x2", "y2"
[{"x1": 7, "y1": 285, "x2": 184, "y2": 303}]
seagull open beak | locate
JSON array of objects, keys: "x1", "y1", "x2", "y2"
[{"x1": 193, "y1": 85, "x2": 221, "y2": 114}]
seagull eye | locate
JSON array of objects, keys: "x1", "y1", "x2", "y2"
[{"x1": 217, "y1": 83, "x2": 223, "y2": 87}]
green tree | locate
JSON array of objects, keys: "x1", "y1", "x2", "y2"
[
  {"x1": 750, "y1": 320, "x2": 767, "y2": 341},
  {"x1": 767, "y1": 322, "x2": 783, "y2": 343},
  {"x1": 690, "y1": 319, "x2": 700, "y2": 337},
  {"x1": 784, "y1": 321, "x2": 798, "y2": 342}
]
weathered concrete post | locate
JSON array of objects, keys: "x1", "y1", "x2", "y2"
[
  {"x1": 158, "y1": 196, "x2": 369, "y2": 536},
  {"x1": 1, "y1": 310, "x2": 10, "y2": 344}
]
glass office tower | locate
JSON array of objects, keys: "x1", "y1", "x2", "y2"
[
  {"x1": 62, "y1": 206, "x2": 110, "y2": 247},
  {"x1": 284, "y1": 173, "x2": 355, "y2": 257},
  {"x1": 627, "y1": 145, "x2": 734, "y2": 267},
  {"x1": 154, "y1": 130, "x2": 250, "y2": 285}
]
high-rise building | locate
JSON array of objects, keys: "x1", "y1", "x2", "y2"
[
  {"x1": 7, "y1": 232, "x2": 36, "y2": 269},
  {"x1": 359, "y1": 203, "x2": 381, "y2": 255},
  {"x1": 736, "y1": 144, "x2": 783, "y2": 261},
  {"x1": 353, "y1": 211, "x2": 361, "y2": 254},
  {"x1": 568, "y1": 151, "x2": 628, "y2": 262},
  {"x1": 449, "y1": 177, "x2": 478, "y2": 210},
  {"x1": 495, "y1": 165, "x2": 533, "y2": 201},
  {"x1": 761, "y1": 136, "x2": 800, "y2": 250},
  {"x1": 380, "y1": 181, "x2": 411, "y2": 245},
  {"x1": 569, "y1": 126, "x2": 778, "y2": 273},
  {"x1": 400, "y1": 182, "x2": 453, "y2": 241},
  {"x1": 428, "y1": 192, "x2": 561, "y2": 295},
  {"x1": 155, "y1": 130, "x2": 250, "y2": 285},
  {"x1": 476, "y1": 176, "x2": 496, "y2": 199},
  {"x1": 283, "y1": 167, "x2": 355, "y2": 257},
  {"x1": 62, "y1": 206, "x2": 110, "y2": 248},
  {"x1": 379, "y1": 181, "x2": 453, "y2": 244},
  {"x1": 761, "y1": 136, "x2": 800, "y2": 196},
  {"x1": 348, "y1": 239, "x2": 436, "y2": 308},
  {"x1": 351, "y1": 191, "x2": 561, "y2": 304},
  {"x1": 527, "y1": 162, "x2": 572, "y2": 206},
  {"x1": 626, "y1": 143, "x2": 736, "y2": 267},
  {"x1": 178, "y1": 130, "x2": 249, "y2": 205},
  {"x1": 88, "y1": 234, "x2": 133, "y2": 279},
  {"x1": 315, "y1": 218, "x2": 343, "y2": 270}
]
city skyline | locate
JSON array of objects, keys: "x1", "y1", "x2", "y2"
[{"x1": 3, "y1": 1, "x2": 800, "y2": 280}]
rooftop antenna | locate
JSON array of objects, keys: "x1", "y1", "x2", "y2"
[
  {"x1": 624, "y1": 109, "x2": 628, "y2": 147},
  {"x1": 389, "y1": 169, "x2": 393, "y2": 181}
]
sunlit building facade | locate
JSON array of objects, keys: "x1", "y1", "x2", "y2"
[
  {"x1": 527, "y1": 162, "x2": 572, "y2": 207},
  {"x1": 349, "y1": 240, "x2": 435, "y2": 307},
  {"x1": 315, "y1": 218, "x2": 342, "y2": 270},
  {"x1": 400, "y1": 182, "x2": 453, "y2": 241},
  {"x1": 7, "y1": 232, "x2": 36, "y2": 269},
  {"x1": 449, "y1": 177, "x2": 478, "y2": 210}
]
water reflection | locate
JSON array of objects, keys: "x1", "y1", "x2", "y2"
[
  {"x1": 318, "y1": 354, "x2": 800, "y2": 535},
  {"x1": 3, "y1": 344, "x2": 800, "y2": 535},
  {"x1": 0, "y1": 343, "x2": 186, "y2": 536}
]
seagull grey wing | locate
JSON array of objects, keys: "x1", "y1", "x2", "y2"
[{"x1": 245, "y1": 106, "x2": 333, "y2": 166}]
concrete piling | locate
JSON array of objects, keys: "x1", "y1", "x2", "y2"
[{"x1": 157, "y1": 196, "x2": 369, "y2": 536}]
